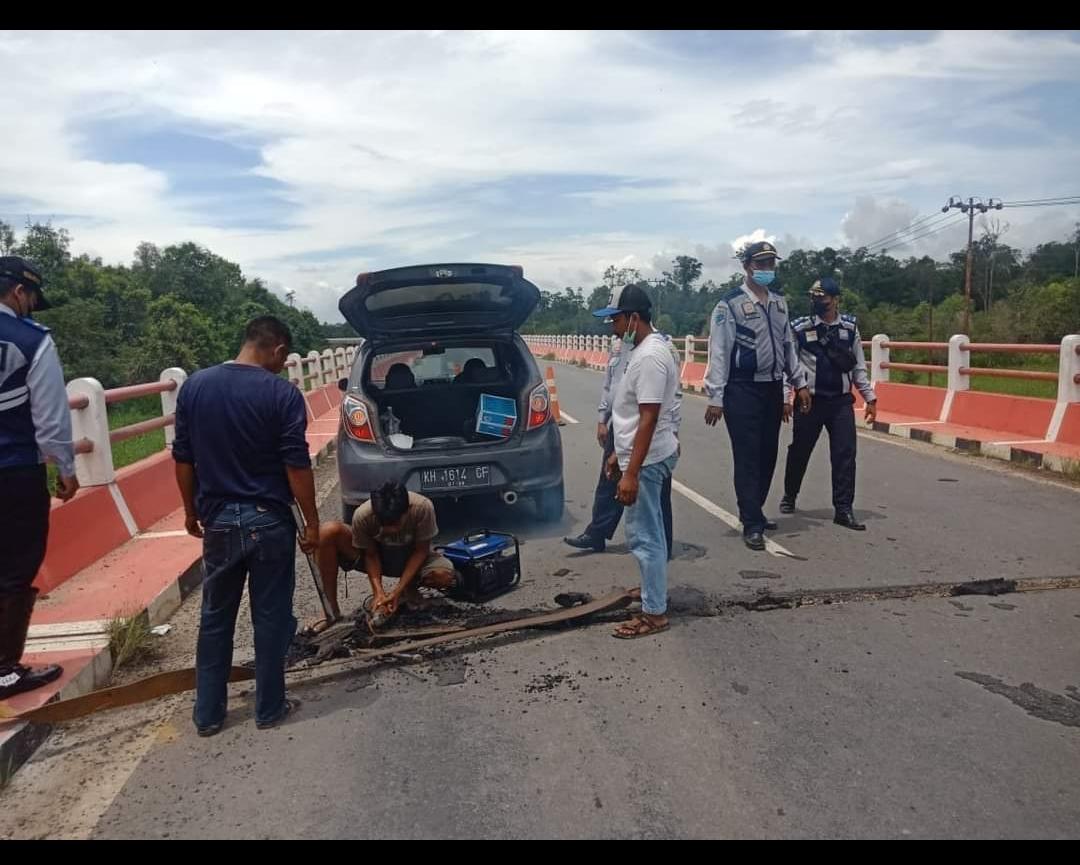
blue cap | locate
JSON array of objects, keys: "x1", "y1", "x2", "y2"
[{"x1": 810, "y1": 278, "x2": 840, "y2": 296}]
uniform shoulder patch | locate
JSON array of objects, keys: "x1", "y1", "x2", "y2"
[
  {"x1": 713, "y1": 305, "x2": 727, "y2": 324},
  {"x1": 840, "y1": 313, "x2": 857, "y2": 326},
  {"x1": 19, "y1": 317, "x2": 50, "y2": 334}
]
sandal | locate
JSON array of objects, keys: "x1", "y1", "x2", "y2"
[
  {"x1": 300, "y1": 615, "x2": 341, "y2": 637},
  {"x1": 612, "y1": 614, "x2": 669, "y2": 640}
]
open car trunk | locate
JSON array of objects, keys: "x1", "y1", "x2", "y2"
[{"x1": 364, "y1": 340, "x2": 529, "y2": 450}]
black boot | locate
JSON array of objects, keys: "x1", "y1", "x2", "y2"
[
  {"x1": 833, "y1": 510, "x2": 866, "y2": 531},
  {"x1": 563, "y1": 532, "x2": 605, "y2": 553},
  {"x1": 779, "y1": 496, "x2": 796, "y2": 515},
  {"x1": 0, "y1": 589, "x2": 63, "y2": 701}
]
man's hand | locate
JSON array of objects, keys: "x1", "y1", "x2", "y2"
[
  {"x1": 184, "y1": 513, "x2": 203, "y2": 539},
  {"x1": 605, "y1": 451, "x2": 620, "y2": 481},
  {"x1": 375, "y1": 589, "x2": 399, "y2": 618},
  {"x1": 596, "y1": 422, "x2": 608, "y2": 449},
  {"x1": 299, "y1": 523, "x2": 320, "y2": 555},
  {"x1": 55, "y1": 474, "x2": 79, "y2": 502},
  {"x1": 796, "y1": 387, "x2": 812, "y2": 415},
  {"x1": 782, "y1": 403, "x2": 793, "y2": 424},
  {"x1": 864, "y1": 400, "x2": 878, "y2": 425},
  {"x1": 704, "y1": 406, "x2": 724, "y2": 427},
  {"x1": 616, "y1": 470, "x2": 640, "y2": 507}
]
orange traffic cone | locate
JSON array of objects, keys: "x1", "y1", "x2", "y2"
[{"x1": 545, "y1": 366, "x2": 564, "y2": 426}]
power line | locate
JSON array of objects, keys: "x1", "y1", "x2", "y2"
[
  {"x1": 1000, "y1": 198, "x2": 1080, "y2": 209},
  {"x1": 999, "y1": 194, "x2": 1080, "y2": 206},
  {"x1": 882, "y1": 213, "x2": 967, "y2": 250},
  {"x1": 862, "y1": 210, "x2": 947, "y2": 250},
  {"x1": 864, "y1": 212, "x2": 964, "y2": 253}
]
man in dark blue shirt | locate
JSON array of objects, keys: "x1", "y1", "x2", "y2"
[{"x1": 173, "y1": 316, "x2": 319, "y2": 736}]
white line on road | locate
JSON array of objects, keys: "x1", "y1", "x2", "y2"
[
  {"x1": 886, "y1": 420, "x2": 946, "y2": 427},
  {"x1": 559, "y1": 410, "x2": 580, "y2": 424},
  {"x1": 671, "y1": 479, "x2": 796, "y2": 559}
]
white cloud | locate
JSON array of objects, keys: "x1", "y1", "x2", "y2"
[{"x1": 0, "y1": 30, "x2": 1077, "y2": 321}]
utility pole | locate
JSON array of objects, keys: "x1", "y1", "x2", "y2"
[
  {"x1": 942, "y1": 195, "x2": 1002, "y2": 333},
  {"x1": 640, "y1": 277, "x2": 666, "y2": 322}
]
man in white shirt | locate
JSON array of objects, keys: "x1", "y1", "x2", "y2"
[{"x1": 592, "y1": 284, "x2": 680, "y2": 640}]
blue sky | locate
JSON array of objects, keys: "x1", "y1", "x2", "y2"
[{"x1": 2, "y1": 30, "x2": 1078, "y2": 321}]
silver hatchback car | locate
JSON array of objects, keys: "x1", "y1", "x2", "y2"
[{"x1": 335, "y1": 263, "x2": 564, "y2": 523}]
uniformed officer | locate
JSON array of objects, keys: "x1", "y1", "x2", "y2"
[
  {"x1": 780, "y1": 277, "x2": 877, "y2": 530},
  {"x1": 564, "y1": 299, "x2": 678, "y2": 558},
  {"x1": 0, "y1": 256, "x2": 78, "y2": 700},
  {"x1": 703, "y1": 241, "x2": 810, "y2": 551}
]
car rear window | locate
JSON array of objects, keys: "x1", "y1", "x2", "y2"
[
  {"x1": 365, "y1": 281, "x2": 514, "y2": 314},
  {"x1": 371, "y1": 347, "x2": 498, "y2": 387}
]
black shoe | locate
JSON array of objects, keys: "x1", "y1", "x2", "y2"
[
  {"x1": 779, "y1": 496, "x2": 796, "y2": 515},
  {"x1": 0, "y1": 663, "x2": 63, "y2": 700},
  {"x1": 197, "y1": 721, "x2": 223, "y2": 738},
  {"x1": 564, "y1": 533, "x2": 605, "y2": 553},
  {"x1": 744, "y1": 532, "x2": 766, "y2": 551},
  {"x1": 834, "y1": 511, "x2": 866, "y2": 531},
  {"x1": 764, "y1": 519, "x2": 778, "y2": 531},
  {"x1": 256, "y1": 697, "x2": 300, "y2": 730}
]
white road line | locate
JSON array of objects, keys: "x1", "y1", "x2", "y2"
[
  {"x1": 886, "y1": 420, "x2": 946, "y2": 427},
  {"x1": 987, "y1": 439, "x2": 1048, "y2": 446},
  {"x1": 559, "y1": 410, "x2": 580, "y2": 424},
  {"x1": 135, "y1": 530, "x2": 191, "y2": 539},
  {"x1": 671, "y1": 478, "x2": 796, "y2": 559}
]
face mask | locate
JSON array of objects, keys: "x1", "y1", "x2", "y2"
[
  {"x1": 751, "y1": 270, "x2": 775, "y2": 288},
  {"x1": 812, "y1": 298, "x2": 830, "y2": 316},
  {"x1": 621, "y1": 314, "x2": 638, "y2": 347}
]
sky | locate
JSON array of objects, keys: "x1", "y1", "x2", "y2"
[{"x1": 3, "y1": 29, "x2": 1079, "y2": 321}]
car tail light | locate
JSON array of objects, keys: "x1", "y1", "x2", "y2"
[
  {"x1": 527, "y1": 384, "x2": 551, "y2": 430},
  {"x1": 342, "y1": 395, "x2": 376, "y2": 443}
]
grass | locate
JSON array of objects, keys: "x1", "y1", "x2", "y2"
[
  {"x1": 1061, "y1": 459, "x2": 1080, "y2": 484},
  {"x1": 889, "y1": 352, "x2": 1058, "y2": 399},
  {"x1": 106, "y1": 611, "x2": 158, "y2": 670},
  {"x1": 108, "y1": 395, "x2": 167, "y2": 468},
  {"x1": 891, "y1": 370, "x2": 1057, "y2": 399}
]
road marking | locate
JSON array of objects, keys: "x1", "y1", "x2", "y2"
[
  {"x1": 135, "y1": 530, "x2": 191, "y2": 539},
  {"x1": 987, "y1": 439, "x2": 1048, "y2": 446},
  {"x1": 887, "y1": 420, "x2": 946, "y2": 427},
  {"x1": 559, "y1": 410, "x2": 580, "y2": 424},
  {"x1": 671, "y1": 479, "x2": 797, "y2": 559}
]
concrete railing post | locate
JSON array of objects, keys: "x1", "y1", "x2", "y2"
[
  {"x1": 66, "y1": 377, "x2": 114, "y2": 486},
  {"x1": 158, "y1": 368, "x2": 187, "y2": 446},
  {"x1": 871, "y1": 334, "x2": 890, "y2": 386},
  {"x1": 286, "y1": 352, "x2": 304, "y2": 389},
  {"x1": 941, "y1": 333, "x2": 970, "y2": 421},
  {"x1": 1048, "y1": 334, "x2": 1080, "y2": 441}
]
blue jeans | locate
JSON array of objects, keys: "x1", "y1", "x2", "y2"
[
  {"x1": 194, "y1": 502, "x2": 297, "y2": 729},
  {"x1": 625, "y1": 453, "x2": 678, "y2": 615},
  {"x1": 587, "y1": 424, "x2": 675, "y2": 558}
]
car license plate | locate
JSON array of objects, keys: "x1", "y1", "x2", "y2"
[{"x1": 420, "y1": 465, "x2": 491, "y2": 491}]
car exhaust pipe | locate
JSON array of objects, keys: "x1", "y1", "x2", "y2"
[{"x1": 502, "y1": 490, "x2": 519, "y2": 506}]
